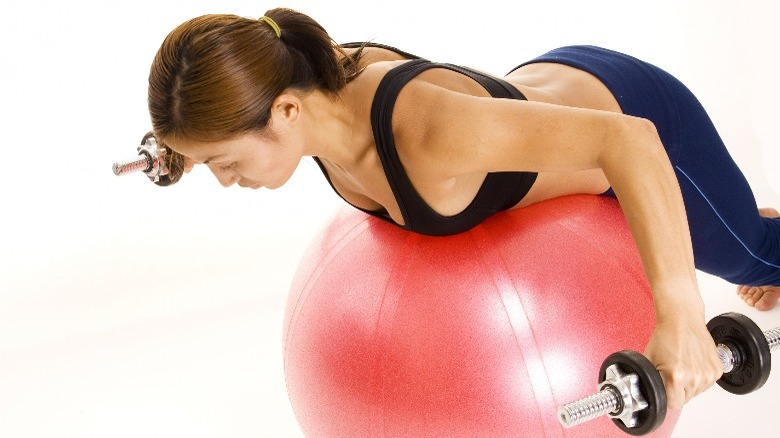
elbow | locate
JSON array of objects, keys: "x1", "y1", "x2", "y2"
[
  {"x1": 599, "y1": 116, "x2": 665, "y2": 168},
  {"x1": 634, "y1": 117, "x2": 661, "y2": 145}
]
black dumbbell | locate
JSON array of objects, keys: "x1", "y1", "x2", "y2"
[
  {"x1": 707, "y1": 313, "x2": 774, "y2": 394},
  {"x1": 557, "y1": 312, "x2": 780, "y2": 436}
]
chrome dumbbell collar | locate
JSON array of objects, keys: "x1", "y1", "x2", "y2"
[
  {"x1": 136, "y1": 135, "x2": 170, "y2": 183},
  {"x1": 599, "y1": 364, "x2": 649, "y2": 429}
]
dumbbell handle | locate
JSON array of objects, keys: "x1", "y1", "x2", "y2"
[
  {"x1": 112, "y1": 134, "x2": 170, "y2": 184},
  {"x1": 558, "y1": 324, "x2": 780, "y2": 429},
  {"x1": 718, "y1": 326, "x2": 780, "y2": 372},
  {"x1": 113, "y1": 154, "x2": 152, "y2": 176}
]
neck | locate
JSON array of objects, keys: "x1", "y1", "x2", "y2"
[{"x1": 299, "y1": 89, "x2": 363, "y2": 170}]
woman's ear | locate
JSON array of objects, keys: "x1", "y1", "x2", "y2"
[{"x1": 272, "y1": 92, "x2": 302, "y2": 126}]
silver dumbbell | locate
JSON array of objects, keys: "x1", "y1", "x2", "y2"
[
  {"x1": 558, "y1": 313, "x2": 780, "y2": 435},
  {"x1": 113, "y1": 132, "x2": 180, "y2": 186}
]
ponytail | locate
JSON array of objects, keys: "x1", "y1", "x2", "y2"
[{"x1": 265, "y1": 7, "x2": 364, "y2": 92}]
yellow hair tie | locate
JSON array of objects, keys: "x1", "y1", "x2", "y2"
[{"x1": 259, "y1": 16, "x2": 281, "y2": 38}]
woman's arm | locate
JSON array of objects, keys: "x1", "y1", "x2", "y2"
[{"x1": 402, "y1": 81, "x2": 723, "y2": 408}]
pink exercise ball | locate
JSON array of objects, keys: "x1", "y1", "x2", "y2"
[{"x1": 283, "y1": 195, "x2": 679, "y2": 437}]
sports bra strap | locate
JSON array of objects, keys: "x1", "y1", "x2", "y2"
[
  {"x1": 442, "y1": 63, "x2": 527, "y2": 100},
  {"x1": 315, "y1": 51, "x2": 537, "y2": 235},
  {"x1": 371, "y1": 59, "x2": 530, "y2": 231}
]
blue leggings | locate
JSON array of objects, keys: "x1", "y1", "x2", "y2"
[{"x1": 514, "y1": 45, "x2": 780, "y2": 286}]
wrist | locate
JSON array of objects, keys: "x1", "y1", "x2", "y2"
[{"x1": 651, "y1": 280, "x2": 705, "y2": 322}]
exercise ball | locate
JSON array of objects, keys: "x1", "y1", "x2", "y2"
[{"x1": 284, "y1": 195, "x2": 679, "y2": 437}]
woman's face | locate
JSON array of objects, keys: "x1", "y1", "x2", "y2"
[{"x1": 171, "y1": 131, "x2": 300, "y2": 190}]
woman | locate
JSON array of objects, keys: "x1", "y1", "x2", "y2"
[{"x1": 147, "y1": 8, "x2": 780, "y2": 410}]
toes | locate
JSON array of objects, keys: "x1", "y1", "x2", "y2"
[
  {"x1": 736, "y1": 286, "x2": 758, "y2": 307},
  {"x1": 755, "y1": 289, "x2": 779, "y2": 311},
  {"x1": 736, "y1": 286, "x2": 780, "y2": 310},
  {"x1": 745, "y1": 288, "x2": 758, "y2": 306}
]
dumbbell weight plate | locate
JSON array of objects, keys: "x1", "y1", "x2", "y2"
[
  {"x1": 707, "y1": 312, "x2": 771, "y2": 394},
  {"x1": 599, "y1": 351, "x2": 667, "y2": 436}
]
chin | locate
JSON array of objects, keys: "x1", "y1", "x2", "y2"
[{"x1": 268, "y1": 173, "x2": 295, "y2": 190}]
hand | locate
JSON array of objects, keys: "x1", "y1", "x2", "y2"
[{"x1": 643, "y1": 312, "x2": 723, "y2": 409}]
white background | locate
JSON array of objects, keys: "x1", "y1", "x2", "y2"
[{"x1": 0, "y1": 0, "x2": 778, "y2": 436}]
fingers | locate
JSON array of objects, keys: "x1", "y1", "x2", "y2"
[
  {"x1": 644, "y1": 322, "x2": 724, "y2": 410},
  {"x1": 652, "y1": 343, "x2": 723, "y2": 409},
  {"x1": 657, "y1": 362, "x2": 720, "y2": 409}
]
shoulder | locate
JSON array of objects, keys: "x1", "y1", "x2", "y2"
[
  {"x1": 340, "y1": 44, "x2": 411, "y2": 68},
  {"x1": 393, "y1": 77, "x2": 641, "y2": 177},
  {"x1": 348, "y1": 64, "x2": 493, "y2": 179},
  {"x1": 392, "y1": 80, "x2": 470, "y2": 178},
  {"x1": 340, "y1": 60, "x2": 410, "y2": 111}
]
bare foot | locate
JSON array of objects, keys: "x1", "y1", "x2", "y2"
[
  {"x1": 737, "y1": 285, "x2": 780, "y2": 311},
  {"x1": 735, "y1": 207, "x2": 780, "y2": 311}
]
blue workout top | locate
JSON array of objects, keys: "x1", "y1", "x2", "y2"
[{"x1": 314, "y1": 43, "x2": 538, "y2": 236}]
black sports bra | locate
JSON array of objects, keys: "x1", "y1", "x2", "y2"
[{"x1": 314, "y1": 43, "x2": 538, "y2": 236}]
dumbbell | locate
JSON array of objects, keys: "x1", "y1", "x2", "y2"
[
  {"x1": 557, "y1": 312, "x2": 780, "y2": 435},
  {"x1": 112, "y1": 132, "x2": 179, "y2": 186}
]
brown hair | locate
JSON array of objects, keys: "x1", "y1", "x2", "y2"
[{"x1": 147, "y1": 8, "x2": 365, "y2": 183}]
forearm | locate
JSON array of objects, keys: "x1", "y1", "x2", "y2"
[{"x1": 599, "y1": 117, "x2": 704, "y2": 319}]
